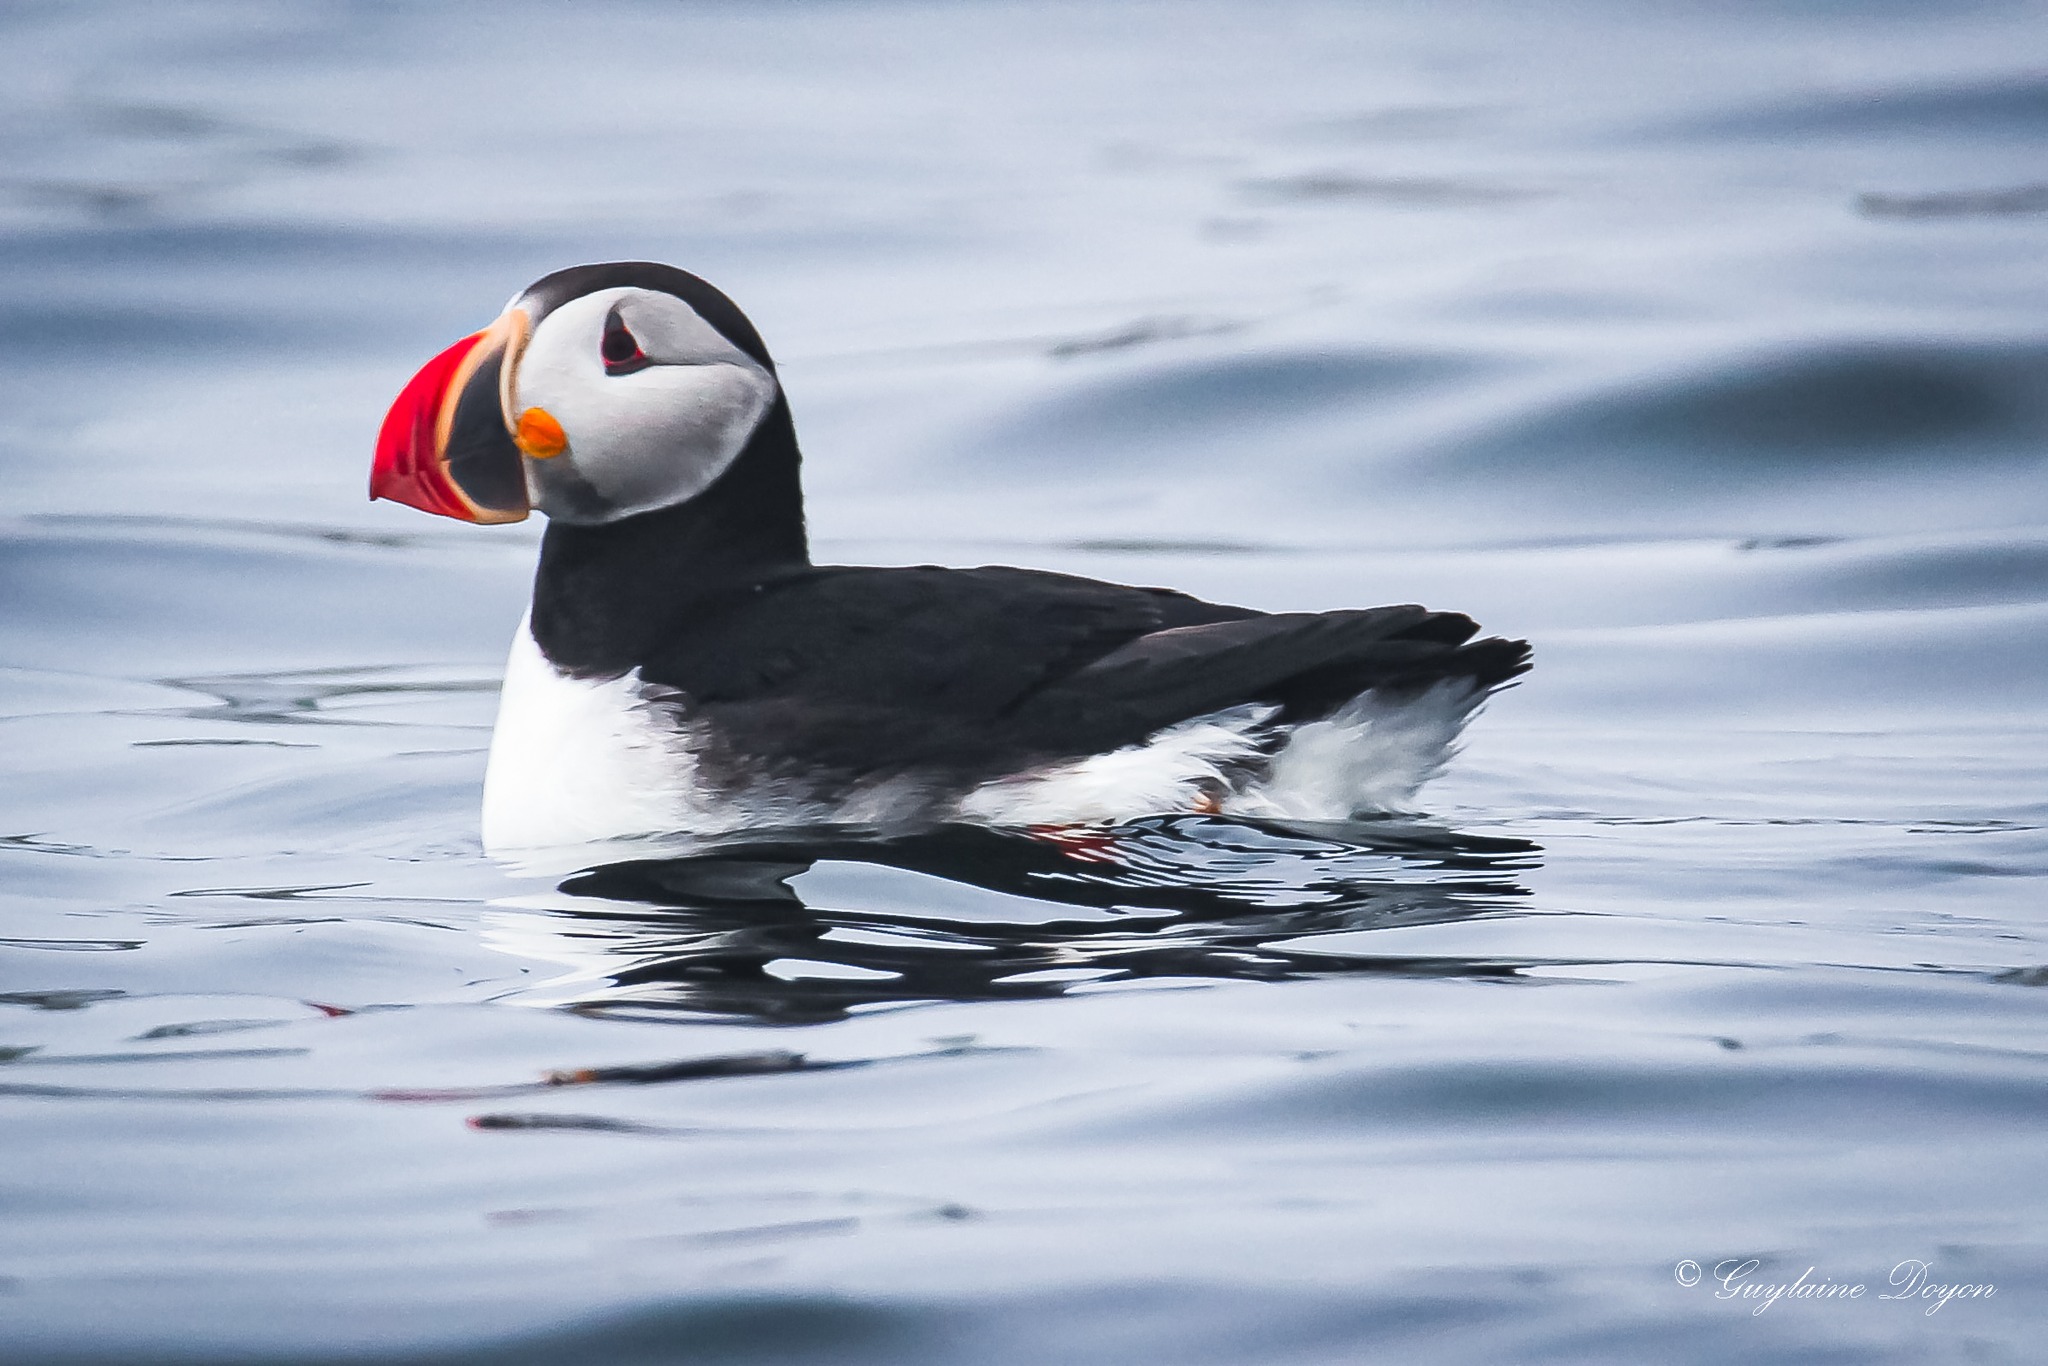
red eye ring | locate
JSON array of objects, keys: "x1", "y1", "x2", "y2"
[{"x1": 601, "y1": 310, "x2": 649, "y2": 375}]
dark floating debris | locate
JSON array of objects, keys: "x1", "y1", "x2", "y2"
[
  {"x1": 374, "y1": 1050, "x2": 820, "y2": 1104},
  {"x1": 1240, "y1": 171, "x2": 1532, "y2": 206},
  {"x1": 1858, "y1": 184, "x2": 2048, "y2": 219},
  {"x1": 0, "y1": 834, "x2": 107, "y2": 859},
  {"x1": 655, "y1": 1216, "x2": 861, "y2": 1246},
  {"x1": 0, "y1": 989, "x2": 127, "y2": 1011},
  {"x1": 133, "y1": 1019, "x2": 286, "y2": 1040},
  {"x1": 1046, "y1": 315, "x2": 1242, "y2": 359},
  {"x1": 1062, "y1": 537, "x2": 1272, "y2": 556},
  {"x1": 168, "y1": 883, "x2": 372, "y2": 900},
  {"x1": 12, "y1": 1047, "x2": 310, "y2": 1066},
  {"x1": 0, "y1": 936, "x2": 143, "y2": 952},
  {"x1": 1736, "y1": 535, "x2": 1841, "y2": 552},
  {"x1": 5, "y1": 1045, "x2": 919, "y2": 1106},
  {"x1": 543, "y1": 1050, "x2": 811, "y2": 1087},
  {"x1": 467, "y1": 1112, "x2": 678, "y2": 1135},
  {"x1": 131, "y1": 738, "x2": 316, "y2": 749}
]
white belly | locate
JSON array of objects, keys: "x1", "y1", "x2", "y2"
[{"x1": 954, "y1": 682, "x2": 1482, "y2": 827}]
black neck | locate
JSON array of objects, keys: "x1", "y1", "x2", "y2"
[{"x1": 529, "y1": 397, "x2": 809, "y2": 676}]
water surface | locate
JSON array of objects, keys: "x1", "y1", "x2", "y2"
[{"x1": 3, "y1": 2, "x2": 2046, "y2": 1362}]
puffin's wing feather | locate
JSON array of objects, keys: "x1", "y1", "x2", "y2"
[
  {"x1": 639, "y1": 565, "x2": 1254, "y2": 718},
  {"x1": 1011, "y1": 606, "x2": 1530, "y2": 746}
]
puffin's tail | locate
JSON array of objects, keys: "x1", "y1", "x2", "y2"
[{"x1": 1264, "y1": 615, "x2": 1530, "y2": 722}]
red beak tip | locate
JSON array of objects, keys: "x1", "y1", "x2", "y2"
[{"x1": 371, "y1": 331, "x2": 492, "y2": 522}]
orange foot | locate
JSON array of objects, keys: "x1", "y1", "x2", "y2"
[{"x1": 1024, "y1": 825, "x2": 1122, "y2": 863}]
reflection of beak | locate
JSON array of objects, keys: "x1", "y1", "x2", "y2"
[{"x1": 371, "y1": 310, "x2": 532, "y2": 523}]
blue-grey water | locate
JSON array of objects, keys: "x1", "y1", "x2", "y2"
[{"x1": 4, "y1": 2, "x2": 2047, "y2": 1362}]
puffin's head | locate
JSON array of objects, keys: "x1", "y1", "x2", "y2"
[{"x1": 371, "y1": 262, "x2": 779, "y2": 525}]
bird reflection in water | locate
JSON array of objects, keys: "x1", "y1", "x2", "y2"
[{"x1": 487, "y1": 818, "x2": 1541, "y2": 1024}]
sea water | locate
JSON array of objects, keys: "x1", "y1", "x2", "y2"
[{"x1": 2, "y1": 2, "x2": 2045, "y2": 1361}]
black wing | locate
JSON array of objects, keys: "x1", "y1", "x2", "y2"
[{"x1": 638, "y1": 564, "x2": 1527, "y2": 777}]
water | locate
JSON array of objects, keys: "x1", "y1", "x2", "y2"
[{"x1": 4, "y1": 1, "x2": 2047, "y2": 1361}]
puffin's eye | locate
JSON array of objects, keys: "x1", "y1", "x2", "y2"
[{"x1": 601, "y1": 311, "x2": 649, "y2": 375}]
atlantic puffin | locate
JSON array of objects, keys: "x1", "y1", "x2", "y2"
[{"x1": 371, "y1": 263, "x2": 1528, "y2": 852}]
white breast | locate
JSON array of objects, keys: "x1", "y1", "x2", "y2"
[
  {"x1": 479, "y1": 618, "x2": 947, "y2": 854},
  {"x1": 480, "y1": 616, "x2": 703, "y2": 854}
]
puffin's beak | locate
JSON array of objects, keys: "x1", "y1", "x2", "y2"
[{"x1": 371, "y1": 310, "x2": 533, "y2": 523}]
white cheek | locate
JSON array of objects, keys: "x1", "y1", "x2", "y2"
[
  {"x1": 519, "y1": 364, "x2": 776, "y2": 520},
  {"x1": 512, "y1": 286, "x2": 780, "y2": 521},
  {"x1": 545, "y1": 362, "x2": 774, "y2": 512}
]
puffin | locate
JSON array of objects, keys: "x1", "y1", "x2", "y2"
[{"x1": 371, "y1": 262, "x2": 1529, "y2": 853}]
